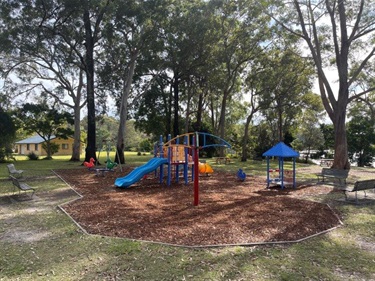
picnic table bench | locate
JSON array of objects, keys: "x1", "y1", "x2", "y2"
[
  {"x1": 339, "y1": 179, "x2": 375, "y2": 203},
  {"x1": 316, "y1": 168, "x2": 349, "y2": 186},
  {"x1": 215, "y1": 157, "x2": 231, "y2": 164},
  {"x1": 9, "y1": 175, "x2": 35, "y2": 198}
]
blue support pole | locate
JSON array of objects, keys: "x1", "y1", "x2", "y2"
[
  {"x1": 184, "y1": 135, "x2": 188, "y2": 184},
  {"x1": 293, "y1": 158, "x2": 296, "y2": 188},
  {"x1": 266, "y1": 157, "x2": 270, "y2": 188},
  {"x1": 159, "y1": 135, "x2": 164, "y2": 183},
  {"x1": 175, "y1": 137, "x2": 180, "y2": 183},
  {"x1": 280, "y1": 157, "x2": 284, "y2": 189},
  {"x1": 193, "y1": 135, "x2": 199, "y2": 206},
  {"x1": 167, "y1": 134, "x2": 172, "y2": 186}
]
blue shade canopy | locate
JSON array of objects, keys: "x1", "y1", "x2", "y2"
[{"x1": 262, "y1": 142, "x2": 299, "y2": 157}]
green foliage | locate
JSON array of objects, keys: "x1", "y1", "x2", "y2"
[
  {"x1": 27, "y1": 152, "x2": 39, "y2": 160},
  {"x1": 320, "y1": 123, "x2": 335, "y2": 151},
  {"x1": 253, "y1": 122, "x2": 273, "y2": 159},
  {"x1": 139, "y1": 139, "x2": 152, "y2": 152},
  {"x1": 42, "y1": 142, "x2": 60, "y2": 159},
  {"x1": 347, "y1": 114, "x2": 375, "y2": 167},
  {"x1": 134, "y1": 79, "x2": 170, "y2": 138},
  {"x1": 0, "y1": 109, "x2": 16, "y2": 162},
  {"x1": 17, "y1": 102, "x2": 74, "y2": 159}
]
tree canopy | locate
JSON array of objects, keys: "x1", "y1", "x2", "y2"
[{"x1": 1, "y1": 0, "x2": 374, "y2": 164}]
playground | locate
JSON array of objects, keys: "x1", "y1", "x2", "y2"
[{"x1": 57, "y1": 165, "x2": 342, "y2": 247}]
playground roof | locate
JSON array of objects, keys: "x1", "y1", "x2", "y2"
[{"x1": 262, "y1": 142, "x2": 299, "y2": 158}]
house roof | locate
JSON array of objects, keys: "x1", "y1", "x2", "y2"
[
  {"x1": 15, "y1": 135, "x2": 56, "y2": 144},
  {"x1": 262, "y1": 142, "x2": 299, "y2": 157}
]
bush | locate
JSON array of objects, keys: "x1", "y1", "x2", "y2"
[{"x1": 27, "y1": 152, "x2": 39, "y2": 160}]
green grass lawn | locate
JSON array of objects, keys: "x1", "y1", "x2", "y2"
[{"x1": 0, "y1": 154, "x2": 375, "y2": 280}]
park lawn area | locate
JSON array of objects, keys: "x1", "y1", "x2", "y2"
[{"x1": 0, "y1": 154, "x2": 375, "y2": 280}]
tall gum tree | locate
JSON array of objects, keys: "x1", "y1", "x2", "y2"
[
  {"x1": 100, "y1": 0, "x2": 166, "y2": 164},
  {"x1": 0, "y1": 0, "x2": 113, "y2": 163},
  {"x1": 207, "y1": 0, "x2": 271, "y2": 155},
  {"x1": 0, "y1": 1, "x2": 87, "y2": 161},
  {"x1": 265, "y1": 0, "x2": 375, "y2": 169}
]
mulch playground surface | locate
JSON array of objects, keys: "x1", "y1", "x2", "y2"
[{"x1": 56, "y1": 166, "x2": 343, "y2": 247}]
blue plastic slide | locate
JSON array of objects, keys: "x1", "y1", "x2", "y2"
[{"x1": 114, "y1": 158, "x2": 168, "y2": 188}]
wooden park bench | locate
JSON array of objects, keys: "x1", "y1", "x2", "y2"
[
  {"x1": 7, "y1": 164, "x2": 23, "y2": 178},
  {"x1": 339, "y1": 179, "x2": 375, "y2": 204},
  {"x1": 10, "y1": 175, "x2": 35, "y2": 198},
  {"x1": 316, "y1": 168, "x2": 349, "y2": 186}
]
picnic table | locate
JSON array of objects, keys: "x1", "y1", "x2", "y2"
[
  {"x1": 320, "y1": 159, "x2": 333, "y2": 167},
  {"x1": 215, "y1": 157, "x2": 231, "y2": 164}
]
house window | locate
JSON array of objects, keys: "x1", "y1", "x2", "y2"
[
  {"x1": 35, "y1": 144, "x2": 38, "y2": 151},
  {"x1": 62, "y1": 144, "x2": 69, "y2": 150},
  {"x1": 27, "y1": 144, "x2": 30, "y2": 150}
]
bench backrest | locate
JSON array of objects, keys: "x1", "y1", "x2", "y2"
[
  {"x1": 10, "y1": 175, "x2": 21, "y2": 188},
  {"x1": 353, "y1": 179, "x2": 375, "y2": 191},
  {"x1": 321, "y1": 168, "x2": 349, "y2": 177},
  {"x1": 7, "y1": 164, "x2": 17, "y2": 174}
]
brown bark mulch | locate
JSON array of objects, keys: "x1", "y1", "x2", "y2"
[{"x1": 56, "y1": 166, "x2": 342, "y2": 247}]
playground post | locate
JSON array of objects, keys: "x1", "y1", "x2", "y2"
[{"x1": 193, "y1": 134, "x2": 199, "y2": 206}]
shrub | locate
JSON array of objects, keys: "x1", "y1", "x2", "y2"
[{"x1": 27, "y1": 152, "x2": 39, "y2": 160}]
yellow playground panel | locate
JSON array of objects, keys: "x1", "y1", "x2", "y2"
[{"x1": 163, "y1": 144, "x2": 190, "y2": 163}]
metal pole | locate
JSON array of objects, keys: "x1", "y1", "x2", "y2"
[{"x1": 193, "y1": 135, "x2": 199, "y2": 206}]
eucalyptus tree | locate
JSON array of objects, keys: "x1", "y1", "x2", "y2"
[
  {"x1": 99, "y1": 0, "x2": 167, "y2": 164},
  {"x1": 291, "y1": 93, "x2": 325, "y2": 163},
  {"x1": 0, "y1": 0, "x2": 85, "y2": 161},
  {"x1": 204, "y1": 0, "x2": 271, "y2": 153},
  {"x1": 134, "y1": 74, "x2": 173, "y2": 139},
  {"x1": 261, "y1": 45, "x2": 315, "y2": 142},
  {"x1": 131, "y1": 0, "x2": 218, "y2": 139},
  {"x1": 1, "y1": 37, "x2": 87, "y2": 161},
  {"x1": 32, "y1": 0, "x2": 113, "y2": 163},
  {"x1": 0, "y1": 0, "x2": 113, "y2": 162},
  {"x1": 265, "y1": 0, "x2": 375, "y2": 169},
  {"x1": 159, "y1": 0, "x2": 215, "y2": 137},
  {"x1": 240, "y1": 51, "x2": 276, "y2": 161}
]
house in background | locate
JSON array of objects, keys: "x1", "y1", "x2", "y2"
[{"x1": 15, "y1": 135, "x2": 80, "y2": 156}]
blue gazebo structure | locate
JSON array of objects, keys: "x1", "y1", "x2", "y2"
[{"x1": 262, "y1": 142, "x2": 299, "y2": 189}]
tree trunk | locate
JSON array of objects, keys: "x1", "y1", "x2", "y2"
[
  {"x1": 165, "y1": 83, "x2": 173, "y2": 139},
  {"x1": 195, "y1": 92, "x2": 204, "y2": 131},
  {"x1": 70, "y1": 104, "x2": 81, "y2": 161},
  {"x1": 173, "y1": 75, "x2": 180, "y2": 137},
  {"x1": 83, "y1": 9, "x2": 97, "y2": 163},
  {"x1": 116, "y1": 49, "x2": 138, "y2": 164},
  {"x1": 241, "y1": 114, "x2": 252, "y2": 162},
  {"x1": 218, "y1": 91, "x2": 229, "y2": 157},
  {"x1": 332, "y1": 109, "x2": 350, "y2": 169},
  {"x1": 210, "y1": 96, "x2": 216, "y2": 133},
  {"x1": 184, "y1": 83, "x2": 191, "y2": 133}
]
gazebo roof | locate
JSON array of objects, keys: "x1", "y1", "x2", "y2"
[{"x1": 262, "y1": 142, "x2": 299, "y2": 158}]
